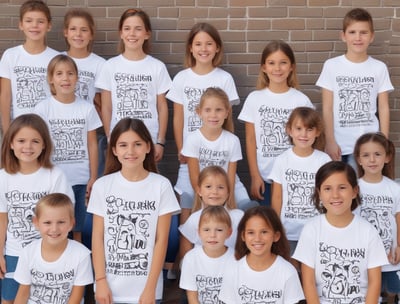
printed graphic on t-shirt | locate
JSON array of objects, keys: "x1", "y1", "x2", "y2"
[
  {"x1": 360, "y1": 194, "x2": 394, "y2": 254},
  {"x1": 258, "y1": 106, "x2": 291, "y2": 157},
  {"x1": 337, "y1": 76, "x2": 374, "y2": 128},
  {"x1": 198, "y1": 147, "x2": 228, "y2": 169},
  {"x1": 49, "y1": 118, "x2": 86, "y2": 163},
  {"x1": 237, "y1": 284, "x2": 283, "y2": 303},
  {"x1": 114, "y1": 73, "x2": 152, "y2": 121},
  {"x1": 76, "y1": 70, "x2": 95, "y2": 101},
  {"x1": 284, "y1": 169, "x2": 318, "y2": 220},
  {"x1": 15, "y1": 66, "x2": 47, "y2": 110},
  {"x1": 31, "y1": 268, "x2": 74, "y2": 304},
  {"x1": 184, "y1": 86, "x2": 205, "y2": 133},
  {"x1": 196, "y1": 275, "x2": 223, "y2": 304},
  {"x1": 319, "y1": 242, "x2": 364, "y2": 303},
  {"x1": 105, "y1": 195, "x2": 155, "y2": 277}
]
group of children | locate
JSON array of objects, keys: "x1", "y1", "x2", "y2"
[{"x1": 0, "y1": 0, "x2": 398, "y2": 303}]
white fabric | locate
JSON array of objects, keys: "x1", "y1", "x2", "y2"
[
  {"x1": 268, "y1": 148, "x2": 331, "y2": 240},
  {"x1": 0, "y1": 167, "x2": 74, "y2": 256},
  {"x1": 95, "y1": 54, "x2": 171, "y2": 141},
  {"x1": 179, "y1": 246, "x2": 235, "y2": 303},
  {"x1": 0, "y1": 45, "x2": 59, "y2": 118},
  {"x1": 179, "y1": 208, "x2": 244, "y2": 248},
  {"x1": 34, "y1": 96, "x2": 102, "y2": 185},
  {"x1": 293, "y1": 214, "x2": 388, "y2": 304},
  {"x1": 14, "y1": 239, "x2": 93, "y2": 304},
  {"x1": 166, "y1": 67, "x2": 239, "y2": 140},
  {"x1": 87, "y1": 171, "x2": 180, "y2": 303},
  {"x1": 238, "y1": 88, "x2": 314, "y2": 181},
  {"x1": 357, "y1": 177, "x2": 400, "y2": 272},
  {"x1": 219, "y1": 255, "x2": 304, "y2": 304},
  {"x1": 316, "y1": 55, "x2": 394, "y2": 155}
]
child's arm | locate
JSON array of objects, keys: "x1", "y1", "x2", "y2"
[
  {"x1": 93, "y1": 92, "x2": 102, "y2": 118},
  {"x1": 139, "y1": 213, "x2": 171, "y2": 303},
  {"x1": 92, "y1": 214, "x2": 113, "y2": 304},
  {"x1": 67, "y1": 286, "x2": 85, "y2": 304},
  {"x1": 245, "y1": 122, "x2": 265, "y2": 200},
  {"x1": 227, "y1": 162, "x2": 237, "y2": 206},
  {"x1": 0, "y1": 212, "x2": 7, "y2": 278},
  {"x1": 14, "y1": 284, "x2": 30, "y2": 304},
  {"x1": 187, "y1": 157, "x2": 200, "y2": 194},
  {"x1": 87, "y1": 129, "x2": 98, "y2": 200},
  {"x1": 301, "y1": 263, "x2": 320, "y2": 304},
  {"x1": 155, "y1": 93, "x2": 168, "y2": 162},
  {"x1": 365, "y1": 266, "x2": 381, "y2": 304},
  {"x1": 271, "y1": 182, "x2": 283, "y2": 216},
  {"x1": 377, "y1": 91, "x2": 390, "y2": 137},
  {"x1": 322, "y1": 88, "x2": 341, "y2": 161},
  {"x1": 0, "y1": 78, "x2": 12, "y2": 134},
  {"x1": 179, "y1": 235, "x2": 194, "y2": 260},
  {"x1": 392, "y1": 212, "x2": 400, "y2": 264},
  {"x1": 186, "y1": 290, "x2": 200, "y2": 304},
  {"x1": 173, "y1": 103, "x2": 186, "y2": 164},
  {"x1": 100, "y1": 90, "x2": 112, "y2": 139}
]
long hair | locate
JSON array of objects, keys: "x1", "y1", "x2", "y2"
[{"x1": 64, "y1": 8, "x2": 95, "y2": 52}]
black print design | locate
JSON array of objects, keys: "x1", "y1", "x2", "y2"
[
  {"x1": 258, "y1": 105, "x2": 291, "y2": 158},
  {"x1": 184, "y1": 86, "x2": 206, "y2": 132},
  {"x1": 49, "y1": 119, "x2": 86, "y2": 163},
  {"x1": 284, "y1": 169, "x2": 318, "y2": 220},
  {"x1": 114, "y1": 73, "x2": 152, "y2": 121},
  {"x1": 336, "y1": 76, "x2": 374, "y2": 128},
  {"x1": 319, "y1": 242, "x2": 365, "y2": 303},
  {"x1": 196, "y1": 275, "x2": 223, "y2": 304},
  {"x1": 198, "y1": 147, "x2": 228, "y2": 169},
  {"x1": 15, "y1": 66, "x2": 47, "y2": 110},
  {"x1": 238, "y1": 284, "x2": 282, "y2": 304}
]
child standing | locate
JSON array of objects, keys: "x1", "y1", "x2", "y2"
[
  {"x1": 269, "y1": 107, "x2": 331, "y2": 254},
  {"x1": 34, "y1": 55, "x2": 102, "y2": 242},
  {"x1": 14, "y1": 193, "x2": 93, "y2": 304},
  {"x1": 166, "y1": 22, "x2": 239, "y2": 212},
  {"x1": 88, "y1": 118, "x2": 180, "y2": 303},
  {"x1": 316, "y1": 8, "x2": 393, "y2": 164},
  {"x1": 95, "y1": 8, "x2": 171, "y2": 162},
  {"x1": 0, "y1": 0, "x2": 58, "y2": 134},
  {"x1": 293, "y1": 161, "x2": 388, "y2": 303},
  {"x1": 238, "y1": 40, "x2": 314, "y2": 206},
  {"x1": 0, "y1": 114, "x2": 74, "y2": 304},
  {"x1": 354, "y1": 132, "x2": 400, "y2": 304},
  {"x1": 219, "y1": 206, "x2": 304, "y2": 304},
  {"x1": 180, "y1": 205, "x2": 235, "y2": 304}
]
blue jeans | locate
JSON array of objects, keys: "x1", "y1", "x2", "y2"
[
  {"x1": 165, "y1": 214, "x2": 179, "y2": 263},
  {"x1": 72, "y1": 184, "x2": 87, "y2": 232},
  {"x1": 258, "y1": 181, "x2": 272, "y2": 206}
]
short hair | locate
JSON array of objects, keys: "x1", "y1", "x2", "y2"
[
  {"x1": 64, "y1": 8, "x2": 95, "y2": 52},
  {"x1": 20, "y1": 0, "x2": 51, "y2": 22},
  {"x1": 34, "y1": 193, "x2": 75, "y2": 219},
  {"x1": 47, "y1": 54, "x2": 78, "y2": 95},
  {"x1": 343, "y1": 8, "x2": 374, "y2": 32},
  {"x1": 199, "y1": 205, "x2": 232, "y2": 229}
]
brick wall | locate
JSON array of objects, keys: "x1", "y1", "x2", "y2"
[{"x1": 0, "y1": 0, "x2": 399, "y2": 186}]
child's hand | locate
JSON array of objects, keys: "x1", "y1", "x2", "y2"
[
  {"x1": 325, "y1": 141, "x2": 341, "y2": 161},
  {"x1": 94, "y1": 279, "x2": 113, "y2": 304},
  {"x1": 391, "y1": 246, "x2": 400, "y2": 265},
  {"x1": 178, "y1": 153, "x2": 187, "y2": 164},
  {"x1": 139, "y1": 286, "x2": 156, "y2": 304},
  {"x1": 250, "y1": 174, "x2": 265, "y2": 200},
  {"x1": 85, "y1": 178, "x2": 96, "y2": 206},
  {"x1": 0, "y1": 255, "x2": 6, "y2": 279},
  {"x1": 154, "y1": 143, "x2": 164, "y2": 162}
]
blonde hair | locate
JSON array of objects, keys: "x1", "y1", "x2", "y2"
[
  {"x1": 35, "y1": 193, "x2": 75, "y2": 220},
  {"x1": 199, "y1": 205, "x2": 232, "y2": 229}
]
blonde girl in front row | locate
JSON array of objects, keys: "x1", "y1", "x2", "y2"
[{"x1": 88, "y1": 118, "x2": 180, "y2": 304}]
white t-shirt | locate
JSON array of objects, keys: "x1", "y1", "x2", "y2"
[
  {"x1": 166, "y1": 67, "x2": 239, "y2": 139},
  {"x1": 14, "y1": 239, "x2": 93, "y2": 304},
  {"x1": 268, "y1": 148, "x2": 331, "y2": 240},
  {"x1": 95, "y1": 54, "x2": 172, "y2": 141},
  {"x1": 293, "y1": 214, "x2": 388, "y2": 304},
  {"x1": 179, "y1": 208, "x2": 244, "y2": 249},
  {"x1": 316, "y1": 55, "x2": 394, "y2": 155},
  {"x1": 34, "y1": 96, "x2": 102, "y2": 185},
  {"x1": 180, "y1": 246, "x2": 235, "y2": 304},
  {"x1": 0, "y1": 167, "x2": 74, "y2": 256},
  {"x1": 357, "y1": 177, "x2": 400, "y2": 272},
  {"x1": 87, "y1": 171, "x2": 180, "y2": 303},
  {"x1": 238, "y1": 88, "x2": 314, "y2": 181},
  {"x1": 0, "y1": 45, "x2": 59, "y2": 118},
  {"x1": 63, "y1": 52, "x2": 106, "y2": 103},
  {"x1": 219, "y1": 255, "x2": 304, "y2": 304}
]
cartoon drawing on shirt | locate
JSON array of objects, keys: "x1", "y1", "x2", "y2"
[
  {"x1": 184, "y1": 86, "x2": 205, "y2": 133},
  {"x1": 237, "y1": 285, "x2": 283, "y2": 304},
  {"x1": 15, "y1": 67, "x2": 47, "y2": 110},
  {"x1": 198, "y1": 147, "x2": 228, "y2": 169},
  {"x1": 196, "y1": 275, "x2": 223, "y2": 304}
]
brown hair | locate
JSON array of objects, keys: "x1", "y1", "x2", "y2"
[
  {"x1": 1, "y1": 114, "x2": 53, "y2": 174},
  {"x1": 118, "y1": 8, "x2": 152, "y2": 54},
  {"x1": 64, "y1": 8, "x2": 95, "y2": 52},
  {"x1": 104, "y1": 118, "x2": 157, "y2": 175},
  {"x1": 199, "y1": 205, "x2": 232, "y2": 229},
  {"x1": 256, "y1": 40, "x2": 298, "y2": 90},
  {"x1": 343, "y1": 8, "x2": 374, "y2": 33},
  {"x1": 185, "y1": 22, "x2": 223, "y2": 68},
  {"x1": 20, "y1": 0, "x2": 51, "y2": 22},
  {"x1": 353, "y1": 132, "x2": 395, "y2": 179},
  {"x1": 235, "y1": 206, "x2": 290, "y2": 261},
  {"x1": 35, "y1": 193, "x2": 74, "y2": 219},
  {"x1": 47, "y1": 54, "x2": 78, "y2": 96}
]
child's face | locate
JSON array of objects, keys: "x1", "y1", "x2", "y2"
[
  {"x1": 190, "y1": 31, "x2": 219, "y2": 66},
  {"x1": 287, "y1": 118, "x2": 320, "y2": 153},
  {"x1": 11, "y1": 126, "x2": 44, "y2": 165},
  {"x1": 357, "y1": 141, "x2": 389, "y2": 178},
  {"x1": 19, "y1": 11, "x2": 51, "y2": 43},
  {"x1": 64, "y1": 17, "x2": 93, "y2": 51},
  {"x1": 120, "y1": 15, "x2": 150, "y2": 52},
  {"x1": 318, "y1": 172, "x2": 358, "y2": 218},
  {"x1": 241, "y1": 215, "x2": 280, "y2": 258},
  {"x1": 197, "y1": 97, "x2": 229, "y2": 130},
  {"x1": 261, "y1": 50, "x2": 293, "y2": 87},
  {"x1": 341, "y1": 21, "x2": 374, "y2": 57},
  {"x1": 198, "y1": 218, "x2": 231, "y2": 255},
  {"x1": 49, "y1": 62, "x2": 78, "y2": 98},
  {"x1": 198, "y1": 174, "x2": 229, "y2": 207},
  {"x1": 33, "y1": 207, "x2": 74, "y2": 247}
]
